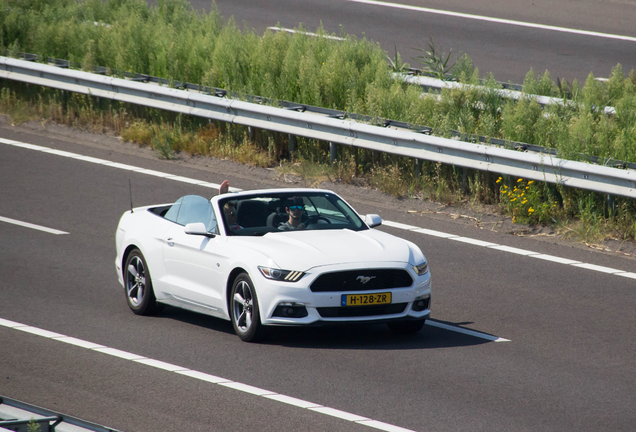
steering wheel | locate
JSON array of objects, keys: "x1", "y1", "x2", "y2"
[{"x1": 305, "y1": 215, "x2": 331, "y2": 225}]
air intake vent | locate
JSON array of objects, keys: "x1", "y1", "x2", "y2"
[{"x1": 317, "y1": 303, "x2": 407, "y2": 318}]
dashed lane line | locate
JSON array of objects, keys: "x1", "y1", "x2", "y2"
[
  {"x1": 346, "y1": 0, "x2": 636, "y2": 43},
  {"x1": 0, "y1": 317, "x2": 417, "y2": 432},
  {"x1": 0, "y1": 215, "x2": 69, "y2": 235},
  {"x1": 2, "y1": 137, "x2": 634, "y2": 282}
]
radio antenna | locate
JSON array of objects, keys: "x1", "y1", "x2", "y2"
[{"x1": 129, "y1": 179, "x2": 134, "y2": 213}]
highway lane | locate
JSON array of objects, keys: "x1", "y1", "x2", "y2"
[
  {"x1": 202, "y1": 0, "x2": 636, "y2": 84},
  {"x1": 1, "y1": 124, "x2": 635, "y2": 431}
]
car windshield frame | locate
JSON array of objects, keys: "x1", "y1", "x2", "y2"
[{"x1": 218, "y1": 191, "x2": 367, "y2": 236}]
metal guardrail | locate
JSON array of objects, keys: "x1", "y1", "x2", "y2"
[
  {"x1": 9, "y1": 53, "x2": 636, "y2": 170},
  {"x1": 0, "y1": 396, "x2": 121, "y2": 432},
  {"x1": 399, "y1": 73, "x2": 617, "y2": 115},
  {"x1": 1, "y1": 56, "x2": 635, "y2": 198}
]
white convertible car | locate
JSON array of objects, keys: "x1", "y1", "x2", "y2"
[{"x1": 115, "y1": 188, "x2": 431, "y2": 342}]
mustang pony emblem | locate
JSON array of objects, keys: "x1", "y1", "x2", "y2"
[{"x1": 356, "y1": 276, "x2": 376, "y2": 284}]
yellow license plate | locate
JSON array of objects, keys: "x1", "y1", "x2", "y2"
[{"x1": 341, "y1": 292, "x2": 392, "y2": 306}]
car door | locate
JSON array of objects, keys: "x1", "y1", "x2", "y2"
[{"x1": 162, "y1": 195, "x2": 226, "y2": 317}]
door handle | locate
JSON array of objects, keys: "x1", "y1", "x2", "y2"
[{"x1": 166, "y1": 237, "x2": 174, "y2": 247}]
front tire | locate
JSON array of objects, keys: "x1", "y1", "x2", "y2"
[
  {"x1": 387, "y1": 319, "x2": 426, "y2": 334},
  {"x1": 123, "y1": 249, "x2": 161, "y2": 315},
  {"x1": 230, "y1": 273, "x2": 266, "y2": 342}
]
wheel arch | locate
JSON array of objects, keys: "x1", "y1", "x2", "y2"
[
  {"x1": 121, "y1": 244, "x2": 142, "y2": 279},
  {"x1": 226, "y1": 266, "x2": 249, "y2": 313}
]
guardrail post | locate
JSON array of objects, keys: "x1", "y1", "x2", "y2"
[
  {"x1": 330, "y1": 142, "x2": 337, "y2": 163},
  {"x1": 607, "y1": 194, "x2": 615, "y2": 217},
  {"x1": 248, "y1": 126, "x2": 254, "y2": 142},
  {"x1": 354, "y1": 147, "x2": 359, "y2": 176},
  {"x1": 462, "y1": 167, "x2": 468, "y2": 193},
  {"x1": 288, "y1": 134, "x2": 295, "y2": 160},
  {"x1": 415, "y1": 159, "x2": 422, "y2": 180}
]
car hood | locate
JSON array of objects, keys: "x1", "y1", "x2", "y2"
[{"x1": 230, "y1": 229, "x2": 422, "y2": 270}]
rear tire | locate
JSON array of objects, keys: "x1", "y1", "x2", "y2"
[
  {"x1": 387, "y1": 319, "x2": 426, "y2": 334},
  {"x1": 123, "y1": 249, "x2": 161, "y2": 315},
  {"x1": 230, "y1": 273, "x2": 267, "y2": 342}
]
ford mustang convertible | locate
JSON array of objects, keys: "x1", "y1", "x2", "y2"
[{"x1": 115, "y1": 188, "x2": 431, "y2": 342}]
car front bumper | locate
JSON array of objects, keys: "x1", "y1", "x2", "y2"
[{"x1": 256, "y1": 263, "x2": 432, "y2": 326}]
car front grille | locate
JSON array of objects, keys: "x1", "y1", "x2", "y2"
[
  {"x1": 310, "y1": 269, "x2": 413, "y2": 292},
  {"x1": 317, "y1": 303, "x2": 407, "y2": 318}
]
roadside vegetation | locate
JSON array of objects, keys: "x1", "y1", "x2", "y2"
[{"x1": 1, "y1": 0, "x2": 635, "y2": 246}]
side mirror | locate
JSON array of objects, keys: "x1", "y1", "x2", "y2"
[
  {"x1": 184, "y1": 222, "x2": 215, "y2": 238},
  {"x1": 365, "y1": 214, "x2": 382, "y2": 228}
]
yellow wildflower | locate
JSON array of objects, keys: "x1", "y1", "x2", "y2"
[
  {"x1": 528, "y1": 208, "x2": 535, "y2": 213},
  {"x1": 517, "y1": 178, "x2": 523, "y2": 182}
]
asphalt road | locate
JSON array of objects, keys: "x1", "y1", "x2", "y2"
[
  {"x1": 1, "y1": 123, "x2": 635, "y2": 431},
  {"x1": 202, "y1": 0, "x2": 636, "y2": 84}
]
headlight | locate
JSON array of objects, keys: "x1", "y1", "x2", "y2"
[
  {"x1": 258, "y1": 266, "x2": 305, "y2": 282},
  {"x1": 413, "y1": 261, "x2": 429, "y2": 276}
]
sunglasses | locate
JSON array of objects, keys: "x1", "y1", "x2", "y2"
[{"x1": 289, "y1": 205, "x2": 304, "y2": 210}]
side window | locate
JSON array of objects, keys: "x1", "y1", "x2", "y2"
[
  {"x1": 164, "y1": 197, "x2": 184, "y2": 223},
  {"x1": 168, "y1": 195, "x2": 218, "y2": 233}
]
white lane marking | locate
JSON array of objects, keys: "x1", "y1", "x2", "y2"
[
  {"x1": 0, "y1": 216, "x2": 69, "y2": 235},
  {"x1": 488, "y1": 245, "x2": 538, "y2": 256},
  {"x1": 264, "y1": 394, "x2": 322, "y2": 408},
  {"x1": 134, "y1": 358, "x2": 189, "y2": 372},
  {"x1": 0, "y1": 318, "x2": 418, "y2": 432},
  {"x1": 411, "y1": 227, "x2": 458, "y2": 239},
  {"x1": 450, "y1": 237, "x2": 498, "y2": 247},
  {"x1": 15, "y1": 326, "x2": 65, "y2": 338},
  {"x1": 426, "y1": 320, "x2": 510, "y2": 342},
  {"x1": 309, "y1": 407, "x2": 369, "y2": 422},
  {"x1": 571, "y1": 263, "x2": 626, "y2": 274},
  {"x1": 382, "y1": 220, "x2": 418, "y2": 230},
  {"x1": 92, "y1": 347, "x2": 146, "y2": 360},
  {"x1": 175, "y1": 370, "x2": 231, "y2": 383},
  {"x1": 0, "y1": 317, "x2": 22, "y2": 327},
  {"x1": 52, "y1": 336, "x2": 105, "y2": 349},
  {"x1": 267, "y1": 27, "x2": 346, "y2": 41},
  {"x1": 219, "y1": 382, "x2": 276, "y2": 396},
  {"x1": 101, "y1": 161, "x2": 139, "y2": 171},
  {"x1": 346, "y1": 0, "x2": 636, "y2": 42},
  {"x1": 41, "y1": 148, "x2": 78, "y2": 158},
  {"x1": 356, "y1": 419, "x2": 417, "y2": 432},
  {"x1": 167, "y1": 175, "x2": 211, "y2": 185},
  {"x1": 1, "y1": 138, "x2": 631, "y2": 278},
  {"x1": 134, "y1": 168, "x2": 176, "y2": 178},
  {"x1": 530, "y1": 254, "x2": 582, "y2": 265}
]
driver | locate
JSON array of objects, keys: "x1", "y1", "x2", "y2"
[{"x1": 278, "y1": 197, "x2": 307, "y2": 231}]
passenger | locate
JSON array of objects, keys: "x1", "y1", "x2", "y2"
[{"x1": 278, "y1": 197, "x2": 307, "y2": 231}]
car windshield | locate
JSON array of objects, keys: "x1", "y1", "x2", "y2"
[
  {"x1": 219, "y1": 192, "x2": 366, "y2": 236},
  {"x1": 164, "y1": 195, "x2": 218, "y2": 233}
]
